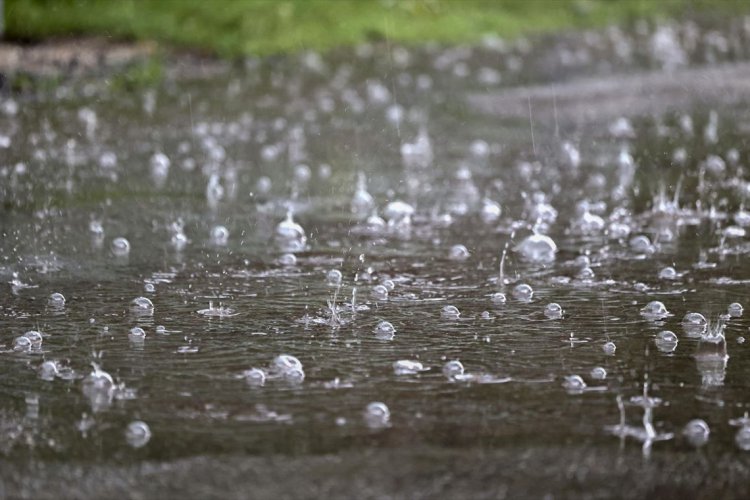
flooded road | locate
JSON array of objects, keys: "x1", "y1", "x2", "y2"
[{"x1": 3, "y1": 15, "x2": 750, "y2": 498}]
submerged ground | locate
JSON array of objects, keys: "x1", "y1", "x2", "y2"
[{"x1": 3, "y1": 9, "x2": 750, "y2": 499}]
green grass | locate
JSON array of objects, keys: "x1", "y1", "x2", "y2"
[{"x1": 4, "y1": 0, "x2": 748, "y2": 58}]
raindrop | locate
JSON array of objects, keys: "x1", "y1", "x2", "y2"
[
  {"x1": 243, "y1": 368, "x2": 266, "y2": 386},
  {"x1": 364, "y1": 402, "x2": 391, "y2": 428},
  {"x1": 449, "y1": 244, "x2": 470, "y2": 261},
  {"x1": 210, "y1": 225, "x2": 229, "y2": 246},
  {"x1": 326, "y1": 269, "x2": 343, "y2": 286},
  {"x1": 655, "y1": 330, "x2": 678, "y2": 353},
  {"x1": 393, "y1": 360, "x2": 425, "y2": 375},
  {"x1": 683, "y1": 419, "x2": 710, "y2": 448},
  {"x1": 441, "y1": 305, "x2": 460, "y2": 319},
  {"x1": 728, "y1": 302, "x2": 743, "y2": 318},
  {"x1": 562, "y1": 375, "x2": 587, "y2": 394},
  {"x1": 371, "y1": 285, "x2": 389, "y2": 300},
  {"x1": 512, "y1": 283, "x2": 533, "y2": 301},
  {"x1": 640, "y1": 301, "x2": 670, "y2": 320},
  {"x1": 125, "y1": 421, "x2": 152, "y2": 448},
  {"x1": 374, "y1": 321, "x2": 396, "y2": 340},
  {"x1": 544, "y1": 303, "x2": 563, "y2": 319},
  {"x1": 48, "y1": 292, "x2": 66, "y2": 308},
  {"x1": 602, "y1": 341, "x2": 616, "y2": 355},
  {"x1": 130, "y1": 297, "x2": 154, "y2": 315},
  {"x1": 111, "y1": 237, "x2": 131, "y2": 256},
  {"x1": 442, "y1": 360, "x2": 465, "y2": 379}
]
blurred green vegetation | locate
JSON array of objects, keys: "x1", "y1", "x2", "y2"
[{"x1": 4, "y1": 0, "x2": 748, "y2": 57}]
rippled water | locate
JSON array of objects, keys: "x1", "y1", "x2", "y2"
[{"x1": 3, "y1": 15, "x2": 750, "y2": 498}]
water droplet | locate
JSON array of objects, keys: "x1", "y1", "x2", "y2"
[
  {"x1": 449, "y1": 244, "x2": 470, "y2": 261},
  {"x1": 640, "y1": 301, "x2": 670, "y2": 320},
  {"x1": 441, "y1": 305, "x2": 460, "y2": 319},
  {"x1": 111, "y1": 237, "x2": 131, "y2": 256},
  {"x1": 130, "y1": 297, "x2": 154, "y2": 315},
  {"x1": 683, "y1": 419, "x2": 710, "y2": 448},
  {"x1": 371, "y1": 285, "x2": 389, "y2": 300},
  {"x1": 48, "y1": 292, "x2": 66, "y2": 308},
  {"x1": 275, "y1": 212, "x2": 307, "y2": 252},
  {"x1": 491, "y1": 292, "x2": 506, "y2": 305},
  {"x1": 736, "y1": 426, "x2": 750, "y2": 451},
  {"x1": 393, "y1": 360, "x2": 425, "y2": 375},
  {"x1": 655, "y1": 330, "x2": 678, "y2": 353},
  {"x1": 243, "y1": 368, "x2": 266, "y2": 386},
  {"x1": 125, "y1": 421, "x2": 152, "y2": 448},
  {"x1": 512, "y1": 283, "x2": 533, "y2": 301},
  {"x1": 602, "y1": 341, "x2": 617, "y2": 355},
  {"x1": 563, "y1": 375, "x2": 587, "y2": 394},
  {"x1": 374, "y1": 321, "x2": 396, "y2": 340},
  {"x1": 39, "y1": 360, "x2": 59, "y2": 381},
  {"x1": 129, "y1": 327, "x2": 146, "y2": 339},
  {"x1": 364, "y1": 402, "x2": 391, "y2": 428},
  {"x1": 13, "y1": 336, "x2": 32, "y2": 352},
  {"x1": 442, "y1": 360, "x2": 465, "y2": 379},
  {"x1": 210, "y1": 225, "x2": 229, "y2": 246},
  {"x1": 326, "y1": 269, "x2": 343, "y2": 286},
  {"x1": 23, "y1": 330, "x2": 43, "y2": 347},
  {"x1": 278, "y1": 253, "x2": 297, "y2": 266},
  {"x1": 515, "y1": 233, "x2": 557, "y2": 263},
  {"x1": 728, "y1": 302, "x2": 743, "y2": 317}
]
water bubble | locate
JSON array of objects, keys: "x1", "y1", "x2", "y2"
[
  {"x1": 374, "y1": 321, "x2": 396, "y2": 340},
  {"x1": 562, "y1": 375, "x2": 587, "y2": 394},
  {"x1": 658, "y1": 266, "x2": 679, "y2": 280},
  {"x1": 512, "y1": 283, "x2": 533, "y2": 301},
  {"x1": 272, "y1": 354, "x2": 303, "y2": 375},
  {"x1": 393, "y1": 360, "x2": 425, "y2": 375},
  {"x1": 381, "y1": 279, "x2": 395, "y2": 291},
  {"x1": 544, "y1": 303, "x2": 563, "y2": 319},
  {"x1": 48, "y1": 292, "x2": 66, "y2": 308},
  {"x1": 384, "y1": 200, "x2": 415, "y2": 223},
  {"x1": 449, "y1": 244, "x2": 470, "y2": 261},
  {"x1": 351, "y1": 173, "x2": 375, "y2": 218},
  {"x1": 683, "y1": 419, "x2": 710, "y2": 448},
  {"x1": 39, "y1": 360, "x2": 59, "y2": 381},
  {"x1": 364, "y1": 402, "x2": 391, "y2": 428},
  {"x1": 125, "y1": 421, "x2": 152, "y2": 448},
  {"x1": 602, "y1": 341, "x2": 617, "y2": 355},
  {"x1": 144, "y1": 283, "x2": 155, "y2": 293},
  {"x1": 640, "y1": 301, "x2": 670, "y2": 320},
  {"x1": 480, "y1": 199, "x2": 502, "y2": 223},
  {"x1": 682, "y1": 312, "x2": 707, "y2": 336},
  {"x1": 442, "y1": 360, "x2": 465, "y2": 379},
  {"x1": 736, "y1": 426, "x2": 750, "y2": 451},
  {"x1": 655, "y1": 330, "x2": 679, "y2": 353},
  {"x1": 81, "y1": 365, "x2": 115, "y2": 412},
  {"x1": 326, "y1": 269, "x2": 343, "y2": 286},
  {"x1": 577, "y1": 266, "x2": 595, "y2": 281},
  {"x1": 130, "y1": 297, "x2": 154, "y2": 315},
  {"x1": 278, "y1": 253, "x2": 297, "y2": 266},
  {"x1": 23, "y1": 330, "x2": 43, "y2": 347},
  {"x1": 243, "y1": 368, "x2": 266, "y2": 386},
  {"x1": 728, "y1": 302, "x2": 743, "y2": 317},
  {"x1": 441, "y1": 305, "x2": 460, "y2": 319},
  {"x1": 629, "y1": 235, "x2": 655, "y2": 254},
  {"x1": 371, "y1": 285, "x2": 389, "y2": 300},
  {"x1": 111, "y1": 237, "x2": 131, "y2": 256},
  {"x1": 89, "y1": 220, "x2": 105, "y2": 237},
  {"x1": 274, "y1": 212, "x2": 307, "y2": 251},
  {"x1": 590, "y1": 367, "x2": 607, "y2": 380},
  {"x1": 129, "y1": 327, "x2": 146, "y2": 339},
  {"x1": 210, "y1": 225, "x2": 229, "y2": 246},
  {"x1": 491, "y1": 292, "x2": 507, "y2": 305},
  {"x1": 515, "y1": 233, "x2": 557, "y2": 263},
  {"x1": 13, "y1": 336, "x2": 32, "y2": 352}
]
